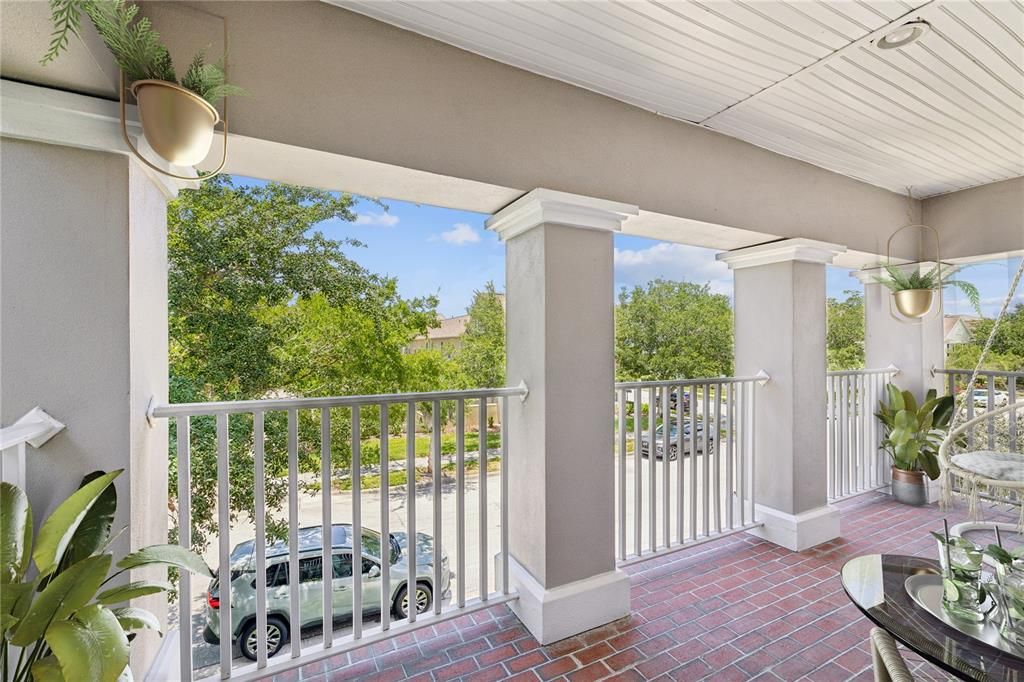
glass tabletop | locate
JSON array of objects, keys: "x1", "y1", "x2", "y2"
[{"x1": 842, "y1": 554, "x2": 1024, "y2": 681}]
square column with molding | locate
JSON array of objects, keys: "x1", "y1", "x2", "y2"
[
  {"x1": 717, "y1": 239, "x2": 846, "y2": 551},
  {"x1": 852, "y1": 265, "x2": 947, "y2": 398},
  {"x1": 486, "y1": 189, "x2": 636, "y2": 644}
]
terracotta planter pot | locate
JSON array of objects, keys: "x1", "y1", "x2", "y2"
[
  {"x1": 131, "y1": 80, "x2": 219, "y2": 166},
  {"x1": 891, "y1": 466, "x2": 928, "y2": 506},
  {"x1": 893, "y1": 288, "x2": 935, "y2": 319}
]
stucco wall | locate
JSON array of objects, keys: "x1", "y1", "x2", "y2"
[
  {"x1": 922, "y1": 177, "x2": 1024, "y2": 261},
  {"x1": 0, "y1": 139, "x2": 169, "y2": 672}
]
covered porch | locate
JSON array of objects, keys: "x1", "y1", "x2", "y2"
[{"x1": 1, "y1": 1, "x2": 1022, "y2": 681}]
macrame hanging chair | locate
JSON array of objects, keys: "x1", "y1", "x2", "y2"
[{"x1": 940, "y1": 256, "x2": 1024, "y2": 532}]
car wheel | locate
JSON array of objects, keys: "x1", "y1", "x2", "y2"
[
  {"x1": 394, "y1": 582, "x2": 432, "y2": 619},
  {"x1": 239, "y1": 616, "x2": 288, "y2": 661}
]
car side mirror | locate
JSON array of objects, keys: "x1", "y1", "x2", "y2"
[{"x1": 367, "y1": 565, "x2": 381, "y2": 579}]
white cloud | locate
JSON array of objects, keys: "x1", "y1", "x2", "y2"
[
  {"x1": 438, "y1": 222, "x2": 481, "y2": 246},
  {"x1": 355, "y1": 211, "x2": 399, "y2": 227},
  {"x1": 614, "y1": 242, "x2": 733, "y2": 295}
]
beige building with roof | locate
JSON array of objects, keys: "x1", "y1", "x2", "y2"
[{"x1": 405, "y1": 294, "x2": 505, "y2": 357}]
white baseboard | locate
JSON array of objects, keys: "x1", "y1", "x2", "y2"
[
  {"x1": 500, "y1": 555, "x2": 630, "y2": 644},
  {"x1": 747, "y1": 504, "x2": 841, "y2": 551}
]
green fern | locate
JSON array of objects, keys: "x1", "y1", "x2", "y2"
[
  {"x1": 42, "y1": 0, "x2": 244, "y2": 106},
  {"x1": 873, "y1": 264, "x2": 982, "y2": 315}
]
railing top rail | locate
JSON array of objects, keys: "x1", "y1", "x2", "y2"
[
  {"x1": 150, "y1": 382, "x2": 528, "y2": 418},
  {"x1": 614, "y1": 371, "x2": 769, "y2": 390},
  {"x1": 826, "y1": 365, "x2": 900, "y2": 377},
  {"x1": 936, "y1": 368, "x2": 1024, "y2": 379}
]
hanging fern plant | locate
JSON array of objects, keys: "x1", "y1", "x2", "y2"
[
  {"x1": 873, "y1": 264, "x2": 982, "y2": 316},
  {"x1": 42, "y1": 0, "x2": 244, "y2": 106}
]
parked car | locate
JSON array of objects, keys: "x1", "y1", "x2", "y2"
[
  {"x1": 203, "y1": 524, "x2": 451, "y2": 661},
  {"x1": 972, "y1": 389, "x2": 1010, "y2": 408},
  {"x1": 639, "y1": 421, "x2": 716, "y2": 461}
]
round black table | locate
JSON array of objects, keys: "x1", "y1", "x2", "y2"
[{"x1": 842, "y1": 554, "x2": 1024, "y2": 681}]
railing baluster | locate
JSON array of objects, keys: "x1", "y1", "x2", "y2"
[
  {"x1": 456, "y1": 399, "x2": 466, "y2": 607},
  {"x1": 176, "y1": 416, "x2": 193, "y2": 678},
  {"x1": 661, "y1": 387, "x2": 670, "y2": 549},
  {"x1": 501, "y1": 396, "x2": 510, "y2": 596},
  {"x1": 320, "y1": 408, "x2": 333, "y2": 647},
  {"x1": 827, "y1": 375, "x2": 834, "y2": 500},
  {"x1": 702, "y1": 384, "x2": 710, "y2": 538},
  {"x1": 749, "y1": 380, "x2": 758, "y2": 519},
  {"x1": 288, "y1": 409, "x2": 300, "y2": 659},
  {"x1": 617, "y1": 389, "x2": 627, "y2": 560},
  {"x1": 216, "y1": 413, "x2": 232, "y2": 678},
  {"x1": 648, "y1": 387, "x2": 656, "y2": 552},
  {"x1": 690, "y1": 385, "x2": 698, "y2": 538},
  {"x1": 1011, "y1": 380, "x2": 1019, "y2": 452},
  {"x1": 676, "y1": 384, "x2": 685, "y2": 544},
  {"x1": 988, "y1": 375, "x2": 997, "y2": 448},
  {"x1": 432, "y1": 401, "x2": 442, "y2": 615},
  {"x1": 713, "y1": 382, "x2": 722, "y2": 534},
  {"x1": 479, "y1": 398, "x2": 488, "y2": 599},
  {"x1": 380, "y1": 404, "x2": 391, "y2": 632},
  {"x1": 254, "y1": 412, "x2": 269, "y2": 667},
  {"x1": 352, "y1": 407, "x2": 362, "y2": 640},
  {"x1": 406, "y1": 402, "x2": 417, "y2": 623},
  {"x1": 967, "y1": 376, "x2": 976, "y2": 449},
  {"x1": 725, "y1": 383, "x2": 734, "y2": 530},
  {"x1": 633, "y1": 390, "x2": 642, "y2": 557}
]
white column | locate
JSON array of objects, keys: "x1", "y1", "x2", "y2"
[
  {"x1": 486, "y1": 189, "x2": 637, "y2": 644},
  {"x1": 852, "y1": 266, "x2": 947, "y2": 397},
  {"x1": 718, "y1": 239, "x2": 846, "y2": 551},
  {"x1": 0, "y1": 139, "x2": 170, "y2": 672}
]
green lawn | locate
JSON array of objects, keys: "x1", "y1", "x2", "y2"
[{"x1": 361, "y1": 431, "x2": 502, "y2": 461}]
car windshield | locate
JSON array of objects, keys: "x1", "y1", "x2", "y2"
[{"x1": 229, "y1": 524, "x2": 400, "y2": 569}]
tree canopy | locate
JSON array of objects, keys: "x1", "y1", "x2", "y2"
[
  {"x1": 615, "y1": 280, "x2": 733, "y2": 381},
  {"x1": 946, "y1": 304, "x2": 1024, "y2": 372},
  {"x1": 168, "y1": 176, "x2": 439, "y2": 548},
  {"x1": 455, "y1": 282, "x2": 506, "y2": 388},
  {"x1": 826, "y1": 290, "x2": 865, "y2": 371}
]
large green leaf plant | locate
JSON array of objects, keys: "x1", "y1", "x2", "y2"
[
  {"x1": 875, "y1": 384, "x2": 954, "y2": 480},
  {"x1": 1, "y1": 470, "x2": 212, "y2": 682}
]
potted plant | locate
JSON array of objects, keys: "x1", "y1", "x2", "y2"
[
  {"x1": 0, "y1": 470, "x2": 212, "y2": 681},
  {"x1": 875, "y1": 384, "x2": 954, "y2": 505},
  {"x1": 873, "y1": 264, "x2": 981, "y2": 319},
  {"x1": 42, "y1": 0, "x2": 245, "y2": 167}
]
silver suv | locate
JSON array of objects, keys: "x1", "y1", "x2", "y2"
[{"x1": 202, "y1": 524, "x2": 451, "y2": 660}]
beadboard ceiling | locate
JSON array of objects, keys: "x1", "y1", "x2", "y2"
[{"x1": 332, "y1": 0, "x2": 1024, "y2": 199}]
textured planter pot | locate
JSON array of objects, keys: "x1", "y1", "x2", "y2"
[
  {"x1": 893, "y1": 288, "x2": 935, "y2": 318},
  {"x1": 131, "y1": 80, "x2": 219, "y2": 166},
  {"x1": 891, "y1": 467, "x2": 928, "y2": 506}
]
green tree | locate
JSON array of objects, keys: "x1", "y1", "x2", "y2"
[
  {"x1": 455, "y1": 282, "x2": 506, "y2": 388},
  {"x1": 615, "y1": 280, "x2": 733, "y2": 381},
  {"x1": 168, "y1": 176, "x2": 438, "y2": 550},
  {"x1": 827, "y1": 290, "x2": 865, "y2": 371}
]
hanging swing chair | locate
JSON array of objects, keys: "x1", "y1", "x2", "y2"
[{"x1": 941, "y1": 256, "x2": 1024, "y2": 535}]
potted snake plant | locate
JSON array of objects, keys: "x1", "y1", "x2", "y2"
[
  {"x1": 42, "y1": 0, "x2": 245, "y2": 167},
  {"x1": 875, "y1": 384, "x2": 954, "y2": 505},
  {"x1": 873, "y1": 264, "x2": 981, "y2": 319},
  {"x1": 0, "y1": 471, "x2": 212, "y2": 681}
]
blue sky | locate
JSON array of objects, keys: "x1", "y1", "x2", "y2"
[{"x1": 235, "y1": 176, "x2": 1020, "y2": 318}]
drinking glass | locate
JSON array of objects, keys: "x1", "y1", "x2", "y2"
[
  {"x1": 937, "y1": 536, "x2": 987, "y2": 622},
  {"x1": 995, "y1": 562, "x2": 1024, "y2": 644}
]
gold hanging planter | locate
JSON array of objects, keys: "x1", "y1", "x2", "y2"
[
  {"x1": 131, "y1": 80, "x2": 219, "y2": 167},
  {"x1": 893, "y1": 288, "x2": 935, "y2": 318}
]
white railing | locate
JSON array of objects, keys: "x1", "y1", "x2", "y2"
[
  {"x1": 826, "y1": 366, "x2": 898, "y2": 502},
  {"x1": 936, "y1": 368, "x2": 1024, "y2": 453},
  {"x1": 150, "y1": 384, "x2": 526, "y2": 681},
  {"x1": 612, "y1": 373, "x2": 767, "y2": 566}
]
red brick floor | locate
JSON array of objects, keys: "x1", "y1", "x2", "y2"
[{"x1": 277, "y1": 493, "x2": 1015, "y2": 681}]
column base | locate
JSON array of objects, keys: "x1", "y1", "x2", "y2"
[
  {"x1": 501, "y1": 555, "x2": 631, "y2": 644},
  {"x1": 747, "y1": 504, "x2": 841, "y2": 551}
]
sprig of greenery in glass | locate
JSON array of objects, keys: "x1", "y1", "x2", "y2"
[
  {"x1": 873, "y1": 264, "x2": 982, "y2": 315},
  {"x1": 42, "y1": 0, "x2": 245, "y2": 106}
]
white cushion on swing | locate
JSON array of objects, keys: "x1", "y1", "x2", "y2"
[{"x1": 951, "y1": 451, "x2": 1024, "y2": 482}]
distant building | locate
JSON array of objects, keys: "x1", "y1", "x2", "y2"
[
  {"x1": 944, "y1": 315, "x2": 977, "y2": 350},
  {"x1": 405, "y1": 294, "x2": 506, "y2": 358}
]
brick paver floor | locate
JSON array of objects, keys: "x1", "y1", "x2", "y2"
[{"x1": 272, "y1": 493, "x2": 1015, "y2": 681}]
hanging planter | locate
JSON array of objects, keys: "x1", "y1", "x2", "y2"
[
  {"x1": 871, "y1": 221, "x2": 981, "y2": 324},
  {"x1": 131, "y1": 80, "x2": 219, "y2": 167},
  {"x1": 42, "y1": 0, "x2": 244, "y2": 179}
]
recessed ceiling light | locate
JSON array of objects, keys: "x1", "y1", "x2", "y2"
[{"x1": 876, "y1": 20, "x2": 930, "y2": 50}]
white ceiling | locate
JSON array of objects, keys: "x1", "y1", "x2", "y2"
[{"x1": 335, "y1": 0, "x2": 1024, "y2": 199}]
